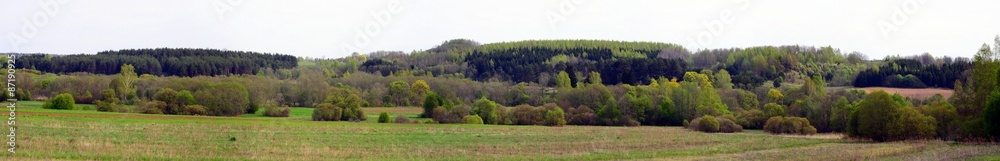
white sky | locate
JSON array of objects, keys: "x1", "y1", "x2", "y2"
[{"x1": 2, "y1": 0, "x2": 999, "y2": 59}]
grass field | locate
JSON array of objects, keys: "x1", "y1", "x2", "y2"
[
  {"x1": 1, "y1": 101, "x2": 998, "y2": 160},
  {"x1": 857, "y1": 87, "x2": 954, "y2": 100}
]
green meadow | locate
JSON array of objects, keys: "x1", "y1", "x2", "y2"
[{"x1": 1, "y1": 101, "x2": 998, "y2": 160}]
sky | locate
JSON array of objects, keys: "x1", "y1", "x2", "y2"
[{"x1": 2, "y1": 0, "x2": 999, "y2": 59}]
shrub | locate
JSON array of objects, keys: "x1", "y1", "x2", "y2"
[
  {"x1": 312, "y1": 103, "x2": 343, "y2": 121},
  {"x1": 848, "y1": 90, "x2": 936, "y2": 141},
  {"x1": 718, "y1": 117, "x2": 743, "y2": 133},
  {"x1": 463, "y1": 114, "x2": 484, "y2": 124},
  {"x1": 567, "y1": 105, "x2": 598, "y2": 125},
  {"x1": 96, "y1": 89, "x2": 128, "y2": 112},
  {"x1": 263, "y1": 106, "x2": 291, "y2": 117},
  {"x1": 325, "y1": 87, "x2": 365, "y2": 121},
  {"x1": 176, "y1": 90, "x2": 195, "y2": 106},
  {"x1": 736, "y1": 109, "x2": 768, "y2": 129},
  {"x1": 472, "y1": 98, "x2": 499, "y2": 124},
  {"x1": 43, "y1": 93, "x2": 75, "y2": 110},
  {"x1": 450, "y1": 105, "x2": 471, "y2": 122},
  {"x1": 689, "y1": 115, "x2": 720, "y2": 133},
  {"x1": 513, "y1": 105, "x2": 544, "y2": 125},
  {"x1": 544, "y1": 107, "x2": 567, "y2": 126},
  {"x1": 180, "y1": 105, "x2": 208, "y2": 115},
  {"x1": 153, "y1": 88, "x2": 179, "y2": 114},
  {"x1": 763, "y1": 103, "x2": 786, "y2": 117},
  {"x1": 194, "y1": 82, "x2": 250, "y2": 116},
  {"x1": 763, "y1": 116, "x2": 817, "y2": 135},
  {"x1": 394, "y1": 115, "x2": 411, "y2": 123},
  {"x1": 378, "y1": 112, "x2": 390, "y2": 123},
  {"x1": 140, "y1": 101, "x2": 167, "y2": 114},
  {"x1": 95, "y1": 100, "x2": 128, "y2": 112},
  {"x1": 431, "y1": 107, "x2": 453, "y2": 123},
  {"x1": 421, "y1": 92, "x2": 445, "y2": 118}
]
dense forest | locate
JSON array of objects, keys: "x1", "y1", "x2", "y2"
[
  {"x1": 7, "y1": 37, "x2": 1000, "y2": 142},
  {"x1": 13, "y1": 48, "x2": 298, "y2": 76}
]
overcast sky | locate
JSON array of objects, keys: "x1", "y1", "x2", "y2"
[{"x1": 2, "y1": 0, "x2": 999, "y2": 59}]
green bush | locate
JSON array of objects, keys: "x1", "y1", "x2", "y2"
[
  {"x1": 544, "y1": 107, "x2": 567, "y2": 127},
  {"x1": 325, "y1": 87, "x2": 365, "y2": 121},
  {"x1": 180, "y1": 105, "x2": 208, "y2": 115},
  {"x1": 394, "y1": 115, "x2": 411, "y2": 123},
  {"x1": 689, "y1": 115, "x2": 720, "y2": 133},
  {"x1": 140, "y1": 101, "x2": 167, "y2": 114},
  {"x1": 153, "y1": 88, "x2": 179, "y2": 114},
  {"x1": 378, "y1": 112, "x2": 390, "y2": 123},
  {"x1": 312, "y1": 103, "x2": 342, "y2": 121},
  {"x1": 717, "y1": 117, "x2": 743, "y2": 133},
  {"x1": 463, "y1": 114, "x2": 484, "y2": 124},
  {"x1": 472, "y1": 98, "x2": 499, "y2": 124},
  {"x1": 421, "y1": 92, "x2": 444, "y2": 118},
  {"x1": 263, "y1": 106, "x2": 290, "y2": 117},
  {"x1": 43, "y1": 93, "x2": 75, "y2": 110},
  {"x1": 848, "y1": 90, "x2": 936, "y2": 141},
  {"x1": 764, "y1": 116, "x2": 817, "y2": 135},
  {"x1": 736, "y1": 109, "x2": 768, "y2": 129},
  {"x1": 194, "y1": 82, "x2": 250, "y2": 116}
]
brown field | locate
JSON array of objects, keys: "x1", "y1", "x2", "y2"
[{"x1": 857, "y1": 87, "x2": 953, "y2": 99}]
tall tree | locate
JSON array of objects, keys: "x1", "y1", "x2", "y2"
[{"x1": 115, "y1": 64, "x2": 138, "y2": 103}]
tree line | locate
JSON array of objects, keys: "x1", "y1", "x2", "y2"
[{"x1": 13, "y1": 48, "x2": 298, "y2": 77}]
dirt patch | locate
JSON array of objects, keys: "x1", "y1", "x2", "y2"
[{"x1": 857, "y1": 87, "x2": 953, "y2": 100}]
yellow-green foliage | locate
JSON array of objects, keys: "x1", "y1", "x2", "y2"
[
  {"x1": 764, "y1": 116, "x2": 817, "y2": 135},
  {"x1": 43, "y1": 93, "x2": 75, "y2": 110},
  {"x1": 462, "y1": 115, "x2": 484, "y2": 124}
]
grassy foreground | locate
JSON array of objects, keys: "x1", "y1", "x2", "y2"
[{"x1": 1, "y1": 102, "x2": 998, "y2": 160}]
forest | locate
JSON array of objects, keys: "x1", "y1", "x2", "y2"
[
  {"x1": 6, "y1": 36, "x2": 1000, "y2": 142},
  {"x1": 13, "y1": 48, "x2": 298, "y2": 76}
]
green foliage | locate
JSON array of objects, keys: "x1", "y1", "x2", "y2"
[
  {"x1": 660, "y1": 97, "x2": 682, "y2": 126},
  {"x1": 17, "y1": 49, "x2": 298, "y2": 77},
  {"x1": 588, "y1": 71, "x2": 602, "y2": 85},
  {"x1": 43, "y1": 93, "x2": 75, "y2": 110},
  {"x1": 690, "y1": 115, "x2": 720, "y2": 133},
  {"x1": 394, "y1": 115, "x2": 411, "y2": 124},
  {"x1": 263, "y1": 101, "x2": 290, "y2": 117},
  {"x1": 175, "y1": 105, "x2": 206, "y2": 115},
  {"x1": 96, "y1": 89, "x2": 128, "y2": 112},
  {"x1": 829, "y1": 97, "x2": 854, "y2": 132},
  {"x1": 736, "y1": 109, "x2": 768, "y2": 129},
  {"x1": 714, "y1": 69, "x2": 734, "y2": 90},
  {"x1": 140, "y1": 101, "x2": 167, "y2": 114},
  {"x1": 986, "y1": 88, "x2": 1000, "y2": 139},
  {"x1": 462, "y1": 114, "x2": 484, "y2": 124},
  {"x1": 917, "y1": 100, "x2": 959, "y2": 139},
  {"x1": 312, "y1": 103, "x2": 343, "y2": 121},
  {"x1": 556, "y1": 71, "x2": 572, "y2": 88},
  {"x1": 421, "y1": 92, "x2": 445, "y2": 118},
  {"x1": 378, "y1": 112, "x2": 391, "y2": 123},
  {"x1": 194, "y1": 82, "x2": 250, "y2": 116},
  {"x1": 767, "y1": 89, "x2": 784, "y2": 103},
  {"x1": 153, "y1": 88, "x2": 180, "y2": 114},
  {"x1": 324, "y1": 87, "x2": 365, "y2": 121},
  {"x1": 717, "y1": 117, "x2": 743, "y2": 133},
  {"x1": 848, "y1": 90, "x2": 936, "y2": 142},
  {"x1": 763, "y1": 103, "x2": 786, "y2": 118},
  {"x1": 545, "y1": 107, "x2": 567, "y2": 126},
  {"x1": 764, "y1": 116, "x2": 817, "y2": 135},
  {"x1": 472, "y1": 98, "x2": 499, "y2": 124},
  {"x1": 176, "y1": 90, "x2": 195, "y2": 106}
]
